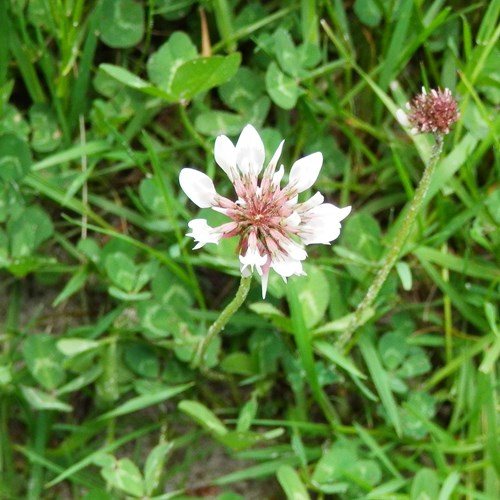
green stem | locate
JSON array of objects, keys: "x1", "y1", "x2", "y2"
[
  {"x1": 338, "y1": 134, "x2": 445, "y2": 348},
  {"x1": 301, "y1": 0, "x2": 319, "y2": 46},
  {"x1": 213, "y1": 0, "x2": 236, "y2": 52},
  {"x1": 177, "y1": 103, "x2": 211, "y2": 154},
  {"x1": 192, "y1": 276, "x2": 252, "y2": 367}
]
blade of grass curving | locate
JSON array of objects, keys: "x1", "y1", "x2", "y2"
[
  {"x1": 6, "y1": 15, "x2": 46, "y2": 103},
  {"x1": 213, "y1": 455, "x2": 319, "y2": 485},
  {"x1": 97, "y1": 384, "x2": 193, "y2": 421},
  {"x1": 23, "y1": 173, "x2": 112, "y2": 230},
  {"x1": 240, "y1": 419, "x2": 329, "y2": 434},
  {"x1": 366, "y1": 478, "x2": 408, "y2": 498},
  {"x1": 313, "y1": 308, "x2": 375, "y2": 337},
  {"x1": 213, "y1": 0, "x2": 236, "y2": 51},
  {"x1": 354, "y1": 423, "x2": 403, "y2": 479},
  {"x1": 277, "y1": 464, "x2": 311, "y2": 500},
  {"x1": 32, "y1": 24, "x2": 70, "y2": 143},
  {"x1": 124, "y1": 106, "x2": 160, "y2": 143},
  {"x1": 479, "y1": 334, "x2": 500, "y2": 375},
  {"x1": 469, "y1": 20, "x2": 500, "y2": 84},
  {"x1": 459, "y1": 71, "x2": 500, "y2": 150},
  {"x1": 46, "y1": 423, "x2": 159, "y2": 488},
  {"x1": 403, "y1": 403, "x2": 455, "y2": 446},
  {"x1": 324, "y1": 0, "x2": 353, "y2": 52},
  {"x1": 416, "y1": 256, "x2": 489, "y2": 332},
  {"x1": 141, "y1": 131, "x2": 205, "y2": 309},
  {"x1": 91, "y1": 104, "x2": 149, "y2": 174},
  {"x1": 391, "y1": 145, "x2": 416, "y2": 200},
  {"x1": 178, "y1": 400, "x2": 228, "y2": 436},
  {"x1": 287, "y1": 278, "x2": 338, "y2": 425},
  {"x1": 448, "y1": 355, "x2": 475, "y2": 433},
  {"x1": 314, "y1": 340, "x2": 366, "y2": 379},
  {"x1": 63, "y1": 162, "x2": 96, "y2": 207},
  {"x1": 68, "y1": 12, "x2": 98, "y2": 130},
  {"x1": 27, "y1": 412, "x2": 51, "y2": 500},
  {"x1": 424, "y1": 333, "x2": 494, "y2": 390},
  {"x1": 402, "y1": 6, "x2": 451, "y2": 80},
  {"x1": 52, "y1": 265, "x2": 89, "y2": 307},
  {"x1": 438, "y1": 472, "x2": 461, "y2": 500},
  {"x1": 479, "y1": 372, "x2": 500, "y2": 476},
  {"x1": 0, "y1": 401, "x2": 14, "y2": 490},
  {"x1": 61, "y1": 216, "x2": 191, "y2": 286},
  {"x1": 140, "y1": 0, "x2": 155, "y2": 63},
  {"x1": 424, "y1": 201, "x2": 484, "y2": 248},
  {"x1": 300, "y1": 0, "x2": 319, "y2": 46},
  {"x1": 0, "y1": 0, "x2": 8, "y2": 85},
  {"x1": 358, "y1": 331, "x2": 402, "y2": 435},
  {"x1": 211, "y1": 6, "x2": 295, "y2": 54},
  {"x1": 414, "y1": 247, "x2": 500, "y2": 281},
  {"x1": 32, "y1": 141, "x2": 110, "y2": 171},
  {"x1": 476, "y1": 0, "x2": 500, "y2": 44},
  {"x1": 15, "y1": 446, "x2": 101, "y2": 490},
  {"x1": 376, "y1": 0, "x2": 413, "y2": 119},
  {"x1": 86, "y1": 192, "x2": 152, "y2": 230}
]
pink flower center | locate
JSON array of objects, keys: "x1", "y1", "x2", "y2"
[{"x1": 222, "y1": 184, "x2": 294, "y2": 257}]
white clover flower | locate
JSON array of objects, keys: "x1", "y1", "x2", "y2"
[{"x1": 179, "y1": 124, "x2": 351, "y2": 298}]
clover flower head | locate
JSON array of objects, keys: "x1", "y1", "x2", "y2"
[
  {"x1": 396, "y1": 87, "x2": 460, "y2": 135},
  {"x1": 179, "y1": 124, "x2": 351, "y2": 298}
]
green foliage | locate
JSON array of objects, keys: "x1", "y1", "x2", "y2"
[
  {"x1": 101, "y1": 31, "x2": 241, "y2": 103},
  {"x1": 0, "y1": 133, "x2": 32, "y2": 181},
  {"x1": 1, "y1": 0, "x2": 498, "y2": 499},
  {"x1": 97, "y1": 0, "x2": 145, "y2": 49}
]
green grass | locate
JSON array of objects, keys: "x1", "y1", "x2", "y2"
[{"x1": 1, "y1": 0, "x2": 499, "y2": 499}]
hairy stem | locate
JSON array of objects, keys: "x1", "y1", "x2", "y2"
[
  {"x1": 338, "y1": 134, "x2": 445, "y2": 348},
  {"x1": 192, "y1": 275, "x2": 252, "y2": 367}
]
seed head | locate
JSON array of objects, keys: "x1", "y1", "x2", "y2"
[{"x1": 397, "y1": 87, "x2": 460, "y2": 135}]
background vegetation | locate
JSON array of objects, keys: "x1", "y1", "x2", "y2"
[{"x1": 1, "y1": 0, "x2": 499, "y2": 498}]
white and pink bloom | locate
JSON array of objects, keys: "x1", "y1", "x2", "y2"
[
  {"x1": 179, "y1": 124, "x2": 351, "y2": 298},
  {"x1": 396, "y1": 87, "x2": 460, "y2": 135}
]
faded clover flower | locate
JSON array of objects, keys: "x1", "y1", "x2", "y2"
[
  {"x1": 396, "y1": 87, "x2": 460, "y2": 135},
  {"x1": 179, "y1": 124, "x2": 351, "y2": 298}
]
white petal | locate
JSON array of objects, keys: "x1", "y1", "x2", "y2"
[
  {"x1": 186, "y1": 219, "x2": 222, "y2": 248},
  {"x1": 239, "y1": 231, "x2": 267, "y2": 274},
  {"x1": 236, "y1": 124, "x2": 265, "y2": 177},
  {"x1": 272, "y1": 255, "x2": 305, "y2": 279},
  {"x1": 239, "y1": 248, "x2": 267, "y2": 274},
  {"x1": 179, "y1": 168, "x2": 218, "y2": 208},
  {"x1": 264, "y1": 140, "x2": 284, "y2": 179},
  {"x1": 301, "y1": 220, "x2": 340, "y2": 245},
  {"x1": 297, "y1": 191, "x2": 324, "y2": 212},
  {"x1": 284, "y1": 212, "x2": 301, "y2": 228},
  {"x1": 300, "y1": 204, "x2": 351, "y2": 245},
  {"x1": 260, "y1": 269, "x2": 270, "y2": 299},
  {"x1": 333, "y1": 204, "x2": 351, "y2": 222},
  {"x1": 272, "y1": 165, "x2": 285, "y2": 188},
  {"x1": 396, "y1": 108, "x2": 410, "y2": 127},
  {"x1": 288, "y1": 152, "x2": 323, "y2": 193},
  {"x1": 214, "y1": 135, "x2": 237, "y2": 182},
  {"x1": 280, "y1": 239, "x2": 308, "y2": 261}
]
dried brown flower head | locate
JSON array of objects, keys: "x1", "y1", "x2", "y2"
[{"x1": 397, "y1": 87, "x2": 460, "y2": 135}]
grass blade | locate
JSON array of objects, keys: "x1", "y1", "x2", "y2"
[{"x1": 358, "y1": 331, "x2": 402, "y2": 435}]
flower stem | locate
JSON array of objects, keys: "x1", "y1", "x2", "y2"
[
  {"x1": 177, "y1": 103, "x2": 212, "y2": 154},
  {"x1": 338, "y1": 134, "x2": 445, "y2": 348},
  {"x1": 192, "y1": 275, "x2": 252, "y2": 367}
]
